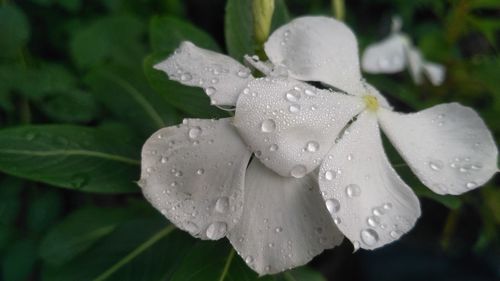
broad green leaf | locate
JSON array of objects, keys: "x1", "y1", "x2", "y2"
[
  {"x1": 38, "y1": 89, "x2": 99, "y2": 123},
  {"x1": 70, "y1": 15, "x2": 145, "y2": 69},
  {"x1": 0, "y1": 177, "x2": 23, "y2": 226},
  {"x1": 143, "y1": 54, "x2": 227, "y2": 118},
  {"x1": 57, "y1": 0, "x2": 81, "y2": 11},
  {"x1": 270, "y1": 0, "x2": 291, "y2": 32},
  {"x1": 85, "y1": 64, "x2": 178, "y2": 137},
  {"x1": 2, "y1": 238, "x2": 38, "y2": 281},
  {"x1": 26, "y1": 189, "x2": 62, "y2": 233},
  {"x1": 40, "y1": 207, "x2": 136, "y2": 266},
  {"x1": 0, "y1": 4, "x2": 30, "y2": 59},
  {"x1": 43, "y1": 219, "x2": 193, "y2": 281},
  {"x1": 225, "y1": 0, "x2": 254, "y2": 61},
  {"x1": 149, "y1": 16, "x2": 220, "y2": 54},
  {"x1": 0, "y1": 125, "x2": 140, "y2": 193}
]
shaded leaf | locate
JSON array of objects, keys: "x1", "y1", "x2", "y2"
[
  {"x1": 224, "y1": 0, "x2": 254, "y2": 61},
  {"x1": 0, "y1": 125, "x2": 140, "y2": 193},
  {"x1": 0, "y1": 4, "x2": 30, "y2": 59},
  {"x1": 2, "y1": 239, "x2": 37, "y2": 281},
  {"x1": 27, "y1": 188, "x2": 63, "y2": 233}
]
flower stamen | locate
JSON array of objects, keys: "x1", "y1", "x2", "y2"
[{"x1": 363, "y1": 95, "x2": 379, "y2": 112}]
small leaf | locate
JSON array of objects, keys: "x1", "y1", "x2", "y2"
[
  {"x1": 39, "y1": 207, "x2": 135, "y2": 266},
  {"x1": 0, "y1": 4, "x2": 30, "y2": 59},
  {"x1": 225, "y1": 0, "x2": 254, "y2": 61},
  {"x1": 2, "y1": 239, "x2": 38, "y2": 281},
  {"x1": 26, "y1": 189, "x2": 63, "y2": 233},
  {"x1": 0, "y1": 125, "x2": 140, "y2": 193}
]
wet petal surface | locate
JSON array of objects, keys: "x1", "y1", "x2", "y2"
[
  {"x1": 140, "y1": 118, "x2": 251, "y2": 240},
  {"x1": 361, "y1": 34, "x2": 407, "y2": 74},
  {"x1": 319, "y1": 112, "x2": 421, "y2": 250},
  {"x1": 229, "y1": 160, "x2": 343, "y2": 275}
]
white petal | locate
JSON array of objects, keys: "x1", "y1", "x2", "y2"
[
  {"x1": 407, "y1": 47, "x2": 424, "y2": 84},
  {"x1": 319, "y1": 112, "x2": 421, "y2": 250},
  {"x1": 361, "y1": 34, "x2": 408, "y2": 74},
  {"x1": 139, "y1": 118, "x2": 252, "y2": 240},
  {"x1": 378, "y1": 104, "x2": 498, "y2": 195},
  {"x1": 154, "y1": 41, "x2": 253, "y2": 106},
  {"x1": 423, "y1": 62, "x2": 446, "y2": 86},
  {"x1": 228, "y1": 160, "x2": 343, "y2": 275},
  {"x1": 234, "y1": 77, "x2": 365, "y2": 178},
  {"x1": 264, "y1": 16, "x2": 364, "y2": 95}
]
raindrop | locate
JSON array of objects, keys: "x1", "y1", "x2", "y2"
[
  {"x1": 285, "y1": 90, "x2": 301, "y2": 102},
  {"x1": 372, "y1": 207, "x2": 384, "y2": 216},
  {"x1": 305, "y1": 141, "x2": 320, "y2": 152},
  {"x1": 304, "y1": 89, "x2": 316, "y2": 96},
  {"x1": 275, "y1": 227, "x2": 283, "y2": 233},
  {"x1": 466, "y1": 181, "x2": 477, "y2": 189},
  {"x1": 289, "y1": 104, "x2": 300, "y2": 113},
  {"x1": 290, "y1": 165, "x2": 307, "y2": 178},
  {"x1": 215, "y1": 197, "x2": 229, "y2": 213},
  {"x1": 334, "y1": 217, "x2": 341, "y2": 225},
  {"x1": 196, "y1": 169, "x2": 205, "y2": 175},
  {"x1": 175, "y1": 171, "x2": 183, "y2": 177},
  {"x1": 261, "y1": 119, "x2": 276, "y2": 133},
  {"x1": 243, "y1": 88, "x2": 250, "y2": 94},
  {"x1": 184, "y1": 221, "x2": 198, "y2": 233},
  {"x1": 160, "y1": 156, "x2": 168, "y2": 164},
  {"x1": 383, "y1": 203, "x2": 393, "y2": 210},
  {"x1": 237, "y1": 69, "x2": 250, "y2": 78},
  {"x1": 211, "y1": 78, "x2": 219, "y2": 84},
  {"x1": 429, "y1": 160, "x2": 443, "y2": 171},
  {"x1": 180, "y1": 73, "x2": 192, "y2": 81},
  {"x1": 352, "y1": 241, "x2": 360, "y2": 251},
  {"x1": 360, "y1": 229, "x2": 379, "y2": 246},
  {"x1": 367, "y1": 216, "x2": 380, "y2": 227},
  {"x1": 345, "y1": 184, "x2": 361, "y2": 198},
  {"x1": 206, "y1": 222, "x2": 227, "y2": 240},
  {"x1": 471, "y1": 163, "x2": 482, "y2": 170},
  {"x1": 324, "y1": 170, "x2": 336, "y2": 181},
  {"x1": 245, "y1": 256, "x2": 254, "y2": 264},
  {"x1": 205, "y1": 87, "x2": 216, "y2": 96},
  {"x1": 188, "y1": 126, "x2": 202, "y2": 139},
  {"x1": 390, "y1": 229, "x2": 403, "y2": 239},
  {"x1": 325, "y1": 199, "x2": 340, "y2": 215},
  {"x1": 347, "y1": 154, "x2": 353, "y2": 161},
  {"x1": 269, "y1": 144, "x2": 278, "y2": 152}
]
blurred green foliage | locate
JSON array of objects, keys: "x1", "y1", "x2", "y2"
[{"x1": 0, "y1": 0, "x2": 498, "y2": 280}]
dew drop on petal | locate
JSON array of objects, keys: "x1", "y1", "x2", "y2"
[
  {"x1": 275, "y1": 227, "x2": 283, "y2": 233},
  {"x1": 289, "y1": 104, "x2": 301, "y2": 113},
  {"x1": 206, "y1": 221, "x2": 227, "y2": 240},
  {"x1": 196, "y1": 168, "x2": 204, "y2": 175},
  {"x1": 345, "y1": 184, "x2": 361, "y2": 198},
  {"x1": 205, "y1": 87, "x2": 216, "y2": 96},
  {"x1": 325, "y1": 199, "x2": 340, "y2": 215},
  {"x1": 305, "y1": 141, "x2": 320, "y2": 152},
  {"x1": 245, "y1": 256, "x2": 254, "y2": 264},
  {"x1": 390, "y1": 229, "x2": 403, "y2": 239},
  {"x1": 367, "y1": 216, "x2": 380, "y2": 227},
  {"x1": 360, "y1": 229, "x2": 379, "y2": 246},
  {"x1": 429, "y1": 160, "x2": 443, "y2": 171},
  {"x1": 180, "y1": 73, "x2": 192, "y2": 81},
  {"x1": 188, "y1": 126, "x2": 202, "y2": 139},
  {"x1": 215, "y1": 197, "x2": 229, "y2": 213},
  {"x1": 466, "y1": 181, "x2": 477, "y2": 189},
  {"x1": 285, "y1": 90, "x2": 301, "y2": 102},
  {"x1": 324, "y1": 170, "x2": 336, "y2": 181},
  {"x1": 290, "y1": 165, "x2": 307, "y2": 178},
  {"x1": 269, "y1": 144, "x2": 278, "y2": 152},
  {"x1": 261, "y1": 119, "x2": 276, "y2": 133}
]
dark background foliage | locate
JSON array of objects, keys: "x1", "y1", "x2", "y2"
[{"x1": 0, "y1": 0, "x2": 498, "y2": 280}]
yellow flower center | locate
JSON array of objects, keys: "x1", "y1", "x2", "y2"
[{"x1": 363, "y1": 95, "x2": 379, "y2": 112}]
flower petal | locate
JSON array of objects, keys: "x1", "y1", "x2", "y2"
[
  {"x1": 407, "y1": 48, "x2": 423, "y2": 84},
  {"x1": 423, "y1": 62, "x2": 445, "y2": 86},
  {"x1": 378, "y1": 103, "x2": 498, "y2": 195},
  {"x1": 264, "y1": 16, "x2": 364, "y2": 94},
  {"x1": 319, "y1": 112, "x2": 421, "y2": 250},
  {"x1": 234, "y1": 77, "x2": 365, "y2": 178},
  {"x1": 228, "y1": 159, "x2": 343, "y2": 275},
  {"x1": 154, "y1": 41, "x2": 253, "y2": 106},
  {"x1": 361, "y1": 34, "x2": 408, "y2": 74},
  {"x1": 139, "y1": 118, "x2": 252, "y2": 240}
]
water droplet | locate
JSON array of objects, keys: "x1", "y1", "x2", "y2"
[
  {"x1": 360, "y1": 229, "x2": 379, "y2": 246},
  {"x1": 290, "y1": 165, "x2": 307, "y2": 178},
  {"x1": 275, "y1": 227, "x2": 283, "y2": 233},
  {"x1": 180, "y1": 73, "x2": 192, "y2": 81},
  {"x1": 25, "y1": 132, "x2": 36, "y2": 141},
  {"x1": 243, "y1": 88, "x2": 250, "y2": 94},
  {"x1": 289, "y1": 104, "x2": 300, "y2": 113},
  {"x1": 70, "y1": 174, "x2": 88, "y2": 189},
  {"x1": 471, "y1": 163, "x2": 482, "y2": 170},
  {"x1": 205, "y1": 87, "x2": 216, "y2": 96},
  {"x1": 215, "y1": 197, "x2": 229, "y2": 213},
  {"x1": 305, "y1": 141, "x2": 320, "y2": 152},
  {"x1": 188, "y1": 126, "x2": 202, "y2": 139},
  {"x1": 304, "y1": 89, "x2": 316, "y2": 96},
  {"x1": 367, "y1": 216, "x2": 380, "y2": 227},
  {"x1": 324, "y1": 170, "x2": 336, "y2": 181},
  {"x1": 211, "y1": 78, "x2": 219, "y2": 84},
  {"x1": 347, "y1": 154, "x2": 353, "y2": 161},
  {"x1": 261, "y1": 119, "x2": 276, "y2": 133},
  {"x1": 325, "y1": 199, "x2": 340, "y2": 215},
  {"x1": 184, "y1": 221, "x2": 198, "y2": 233},
  {"x1": 390, "y1": 229, "x2": 403, "y2": 239},
  {"x1": 245, "y1": 256, "x2": 254, "y2": 264},
  {"x1": 237, "y1": 69, "x2": 250, "y2": 78},
  {"x1": 383, "y1": 203, "x2": 393, "y2": 210},
  {"x1": 334, "y1": 217, "x2": 341, "y2": 225},
  {"x1": 206, "y1": 221, "x2": 227, "y2": 240},
  {"x1": 345, "y1": 184, "x2": 361, "y2": 198},
  {"x1": 429, "y1": 160, "x2": 443, "y2": 171},
  {"x1": 170, "y1": 181, "x2": 178, "y2": 187},
  {"x1": 175, "y1": 171, "x2": 183, "y2": 177},
  {"x1": 372, "y1": 207, "x2": 384, "y2": 216},
  {"x1": 268, "y1": 242, "x2": 274, "y2": 248},
  {"x1": 160, "y1": 156, "x2": 168, "y2": 163},
  {"x1": 285, "y1": 90, "x2": 301, "y2": 102},
  {"x1": 466, "y1": 181, "x2": 477, "y2": 189},
  {"x1": 196, "y1": 169, "x2": 204, "y2": 175},
  {"x1": 269, "y1": 144, "x2": 278, "y2": 151},
  {"x1": 352, "y1": 241, "x2": 360, "y2": 252}
]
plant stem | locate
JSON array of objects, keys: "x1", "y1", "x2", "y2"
[{"x1": 332, "y1": 0, "x2": 345, "y2": 21}]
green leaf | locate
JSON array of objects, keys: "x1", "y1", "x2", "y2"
[
  {"x1": 2, "y1": 239, "x2": 38, "y2": 281},
  {"x1": 149, "y1": 16, "x2": 220, "y2": 54},
  {"x1": 0, "y1": 125, "x2": 140, "y2": 193},
  {"x1": 143, "y1": 54, "x2": 227, "y2": 118},
  {"x1": 57, "y1": 0, "x2": 81, "y2": 11},
  {"x1": 43, "y1": 219, "x2": 193, "y2": 281},
  {"x1": 38, "y1": 89, "x2": 99, "y2": 123},
  {"x1": 39, "y1": 207, "x2": 136, "y2": 266},
  {"x1": 413, "y1": 185, "x2": 463, "y2": 210},
  {"x1": 26, "y1": 189, "x2": 63, "y2": 233},
  {"x1": 0, "y1": 4, "x2": 30, "y2": 59},
  {"x1": 225, "y1": 0, "x2": 254, "y2": 61},
  {"x1": 271, "y1": 0, "x2": 291, "y2": 32},
  {"x1": 85, "y1": 64, "x2": 178, "y2": 137},
  {"x1": 70, "y1": 15, "x2": 145, "y2": 69},
  {"x1": 278, "y1": 267, "x2": 327, "y2": 281}
]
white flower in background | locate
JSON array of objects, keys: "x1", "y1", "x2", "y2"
[
  {"x1": 361, "y1": 16, "x2": 446, "y2": 86},
  {"x1": 140, "y1": 16, "x2": 498, "y2": 275}
]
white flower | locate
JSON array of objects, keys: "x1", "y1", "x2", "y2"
[
  {"x1": 361, "y1": 16, "x2": 446, "y2": 85},
  {"x1": 140, "y1": 16, "x2": 498, "y2": 275}
]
